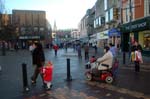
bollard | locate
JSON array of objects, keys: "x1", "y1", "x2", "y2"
[
  {"x1": 0, "y1": 65, "x2": 2, "y2": 72},
  {"x1": 123, "y1": 52, "x2": 126, "y2": 64},
  {"x1": 66, "y1": 58, "x2": 72, "y2": 81},
  {"x1": 22, "y1": 63, "x2": 29, "y2": 92}
]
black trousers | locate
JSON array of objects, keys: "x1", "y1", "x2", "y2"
[
  {"x1": 31, "y1": 66, "x2": 44, "y2": 84},
  {"x1": 134, "y1": 61, "x2": 140, "y2": 72},
  {"x1": 85, "y1": 52, "x2": 89, "y2": 60},
  {"x1": 54, "y1": 50, "x2": 57, "y2": 56}
]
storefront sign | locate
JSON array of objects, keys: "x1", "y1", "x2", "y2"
[
  {"x1": 108, "y1": 28, "x2": 120, "y2": 37},
  {"x1": 19, "y1": 36, "x2": 40, "y2": 39},
  {"x1": 97, "y1": 30, "x2": 108, "y2": 40},
  {"x1": 121, "y1": 16, "x2": 150, "y2": 33},
  {"x1": 125, "y1": 22, "x2": 147, "y2": 31}
]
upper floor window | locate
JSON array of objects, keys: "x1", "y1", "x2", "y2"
[
  {"x1": 99, "y1": 17, "x2": 101, "y2": 26},
  {"x1": 110, "y1": 8, "x2": 113, "y2": 21},
  {"x1": 94, "y1": 20, "x2": 96, "y2": 28},
  {"x1": 126, "y1": 9, "x2": 129, "y2": 22},
  {"x1": 105, "y1": 11, "x2": 109, "y2": 23},
  {"x1": 95, "y1": 18, "x2": 99, "y2": 27},
  {"x1": 149, "y1": 1, "x2": 150, "y2": 14},
  {"x1": 104, "y1": 0, "x2": 108, "y2": 10}
]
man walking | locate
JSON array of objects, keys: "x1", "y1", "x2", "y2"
[
  {"x1": 53, "y1": 44, "x2": 59, "y2": 56},
  {"x1": 84, "y1": 43, "x2": 89, "y2": 60}
]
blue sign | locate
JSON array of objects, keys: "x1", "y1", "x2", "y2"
[{"x1": 108, "y1": 28, "x2": 121, "y2": 37}]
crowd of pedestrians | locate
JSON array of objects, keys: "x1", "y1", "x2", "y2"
[{"x1": 20, "y1": 40, "x2": 144, "y2": 90}]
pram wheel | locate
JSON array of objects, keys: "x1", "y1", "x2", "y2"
[
  {"x1": 86, "y1": 73, "x2": 92, "y2": 81},
  {"x1": 105, "y1": 76, "x2": 113, "y2": 84}
]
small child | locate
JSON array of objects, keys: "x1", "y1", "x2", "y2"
[
  {"x1": 90, "y1": 56, "x2": 96, "y2": 63},
  {"x1": 41, "y1": 61, "x2": 53, "y2": 90}
]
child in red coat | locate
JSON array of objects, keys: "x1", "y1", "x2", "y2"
[
  {"x1": 90, "y1": 56, "x2": 96, "y2": 63},
  {"x1": 41, "y1": 61, "x2": 53, "y2": 90}
]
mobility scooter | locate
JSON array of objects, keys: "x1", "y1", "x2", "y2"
[{"x1": 85, "y1": 57, "x2": 114, "y2": 84}]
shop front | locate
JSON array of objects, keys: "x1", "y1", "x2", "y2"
[
  {"x1": 18, "y1": 35, "x2": 44, "y2": 49},
  {"x1": 108, "y1": 28, "x2": 121, "y2": 48},
  {"x1": 96, "y1": 30, "x2": 109, "y2": 48},
  {"x1": 89, "y1": 34, "x2": 97, "y2": 47},
  {"x1": 121, "y1": 16, "x2": 150, "y2": 55}
]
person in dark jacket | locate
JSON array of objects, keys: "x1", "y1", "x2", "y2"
[
  {"x1": 31, "y1": 42, "x2": 45, "y2": 85},
  {"x1": 131, "y1": 41, "x2": 143, "y2": 72},
  {"x1": 84, "y1": 43, "x2": 89, "y2": 60}
]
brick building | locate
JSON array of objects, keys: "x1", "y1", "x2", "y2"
[
  {"x1": 121, "y1": 0, "x2": 150, "y2": 55},
  {"x1": 12, "y1": 10, "x2": 48, "y2": 48}
]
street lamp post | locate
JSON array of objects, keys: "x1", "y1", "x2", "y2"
[
  {"x1": 122, "y1": 0, "x2": 135, "y2": 64},
  {"x1": 127, "y1": 0, "x2": 132, "y2": 64}
]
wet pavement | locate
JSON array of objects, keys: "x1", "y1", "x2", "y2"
[{"x1": 0, "y1": 48, "x2": 150, "y2": 99}]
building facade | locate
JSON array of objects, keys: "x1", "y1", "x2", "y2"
[
  {"x1": 93, "y1": 0, "x2": 121, "y2": 48},
  {"x1": 78, "y1": 14, "x2": 89, "y2": 43},
  {"x1": 12, "y1": 10, "x2": 48, "y2": 48},
  {"x1": 121, "y1": 0, "x2": 150, "y2": 55}
]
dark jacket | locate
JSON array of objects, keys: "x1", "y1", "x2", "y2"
[
  {"x1": 131, "y1": 44, "x2": 143, "y2": 52},
  {"x1": 32, "y1": 43, "x2": 45, "y2": 67}
]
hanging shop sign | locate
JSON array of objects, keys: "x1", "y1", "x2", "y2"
[
  {"x1": 19, "y1": 36, "x2": 41, "y2": 40},
  {"x1": 97, "y1": 30, "x2": 109, "y2": 40},
  {"x1": 108, "y1": 28, "x2": 121, "y2": 37}
]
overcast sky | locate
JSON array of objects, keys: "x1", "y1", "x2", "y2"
[{"x1": 5, "y1": 0, "x2": 96, "y2": 29}]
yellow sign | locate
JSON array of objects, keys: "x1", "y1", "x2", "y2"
[{"x1": 52, "y1": 33, "x2": 56, "y2": 38}]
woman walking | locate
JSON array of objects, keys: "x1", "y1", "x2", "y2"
[{"x1": 31, "y1": 42, "x2": 45, "y2": 85}]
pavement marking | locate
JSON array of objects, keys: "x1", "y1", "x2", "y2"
[{"x1": 85, "y1": 81, "x2": 150, "y2": 99}]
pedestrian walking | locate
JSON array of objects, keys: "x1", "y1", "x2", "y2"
[
  {"x1": 131, "y1": 41, "x2": 143, "y2": 72},
  {"x1": 53, "y1": 44, "x2": 59, "y2": 56},
  {"x1": 29, "y1": 43, "x2": 35, "y2": 54},
  {"x1": 41, "y1": 61, "x2": 53, "y2": 90},
  {"x1": 109, "y1": 43, "x2": 117, "y2": 58},
  {"x1": 77, "y1": 44, "x2": 82, "y2": 58},
  {"x1": 94, "y1": 45, "x2": 97, "y2": 54},
  {"x1": 14, "y1": 43, "x2": 18, "y2": 52},
  {"x1": 31, "y1": 42, "x2": 45, "y2": 85},
  {"x1": 84, "y1": 43, "x2": 89, "y2": 60},
  {"x1": 134, "y1": 48, "x2": 143, "y2": 72}
]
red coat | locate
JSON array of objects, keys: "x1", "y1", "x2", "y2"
[
  {"x1": 53, "y1": 45, "x2": 59, "y2": 50},
  {"x1": 42, "y1": 66, "x2": 53, "y2": 82}
]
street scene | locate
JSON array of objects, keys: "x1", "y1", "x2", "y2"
[
  {"x1": 1, "y1": 0, "x2": 150, "y2": 99},
  {"x1": 0, "y1": 48, "x2": 150, "y2": 99}
]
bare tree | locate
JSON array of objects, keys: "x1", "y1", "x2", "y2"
[{"x1": 0, "y1": 0, "x2": 5, "y2": 28}]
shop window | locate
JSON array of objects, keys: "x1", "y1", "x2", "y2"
[
  {"x1": 96, "y1": 18, "x2": 99, "y2": 27},
  {"x1": 94, "y1": 18, "x2": 99, "y2": 28},
  {"x1": 143, "y1": 33, "x2": 150, "y2": 50},
  {"x1": 110, "y1": 8, "x2": 113, "y2": 21}
]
